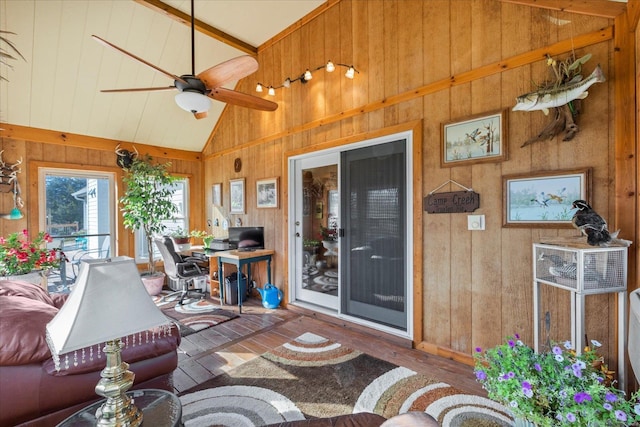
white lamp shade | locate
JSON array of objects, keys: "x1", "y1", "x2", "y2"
[
  {"x1": 174, "y1": 91, "x2": 212, "y2": 113},
  {"x1": 46, "y1": 257, "x2": 170, "y2": 356}
]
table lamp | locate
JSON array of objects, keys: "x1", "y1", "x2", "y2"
[{"x1": 46, "y1": 257, "x2": 171, "y2": 427}]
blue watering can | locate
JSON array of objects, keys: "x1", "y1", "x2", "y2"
[{"x1": 257, "y1": 283, "x2": 282, "y2": 309}]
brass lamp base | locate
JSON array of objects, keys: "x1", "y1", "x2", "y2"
[{"x1": 94, "y1": 339, "x2": 143, "y2": 427}]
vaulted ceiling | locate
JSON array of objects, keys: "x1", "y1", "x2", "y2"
[
  {"x1": 0, "y1": 0, "x2": 628, "y2": 153},
  {"x1": 0, "y1": 0, "x2": 326, "y2": 152}
]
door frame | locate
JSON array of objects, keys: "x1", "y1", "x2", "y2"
[{"x1": 285, "y1": 121, "x2": 423, "y2": 341}]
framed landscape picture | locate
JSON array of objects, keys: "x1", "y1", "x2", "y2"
[
  {"x1": 256, "y1": 177, "x2": 278, "y2": 208},
  {"x1": 441, "y1": 109, "x2": 508, "y2": 167},
  {"x1": 229, "y1": 178, "x2": 245, "y2": 214},
  {"x1": 503, "y1": 168, "x2": 591, "y2": 228},
  {"x1": 212, "y1": 183, "x2": 222, "y2": 206}
]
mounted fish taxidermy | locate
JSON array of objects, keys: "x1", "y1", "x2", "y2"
[{"x1": 513, "y1": 54, "x2": 606, "y2": 147}]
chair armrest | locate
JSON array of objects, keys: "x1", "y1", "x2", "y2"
[{"x1": 176, "y1": 261, "x2": 203, "y2": 278}]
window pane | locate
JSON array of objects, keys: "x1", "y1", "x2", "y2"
[{"x1": 134, "y1": 178, "x2": 189, "y2": 262}]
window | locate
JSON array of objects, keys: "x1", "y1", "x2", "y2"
[
  {"x1": 134, "y1": 178, "x2": 189, "y2": 263},
  {"x1": 39, "y1": 167, "x2": 116, "y2": 279}
]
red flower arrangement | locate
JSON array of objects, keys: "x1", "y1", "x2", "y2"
[{"x1": 0, "y1": 230, "x2": 63, "y2": 276}]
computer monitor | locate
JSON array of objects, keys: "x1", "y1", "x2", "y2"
[{"x1": 228, "y1": 227, "x2": 264, "y2": 250}]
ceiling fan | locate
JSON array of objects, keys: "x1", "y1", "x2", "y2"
[{"x1": 92, "y1": 0, "x2": 277, "y2": 119}]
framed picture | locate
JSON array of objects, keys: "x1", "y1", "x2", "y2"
[
  {"x1": 256, "y1": 177, "x2": 279, "y2": 208},
  {"x1": 441, "y1": 109, "x2": 508, "y2": 167},
  {"x1": 503, "y1": 168, "x2": 591, "y2": 228},
  {"x1": 229, "y1": 178, "x2": 245, "y2": 214},
  {"x1": 212, "y1": 183, "x2": 222, "y2": 206}
]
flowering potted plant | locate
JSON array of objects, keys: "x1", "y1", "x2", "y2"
[
  {"x1": 0, "y1": 230, "x2": 62, "y2": 277},
  {"x1": 474, "y1": 335, "x2": 640, "y2": 426}
]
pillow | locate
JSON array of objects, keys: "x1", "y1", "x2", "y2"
[
  {"x1": 0, "y1": 280, "x2": 55, "y2": 306},
  {"x1": 0, "y1": 295, "x2": 58, "y2": 365}
]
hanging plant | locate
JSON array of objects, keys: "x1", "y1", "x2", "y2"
[{"x1": 0, "y1": 30, "x2": 26, "y2": 82}]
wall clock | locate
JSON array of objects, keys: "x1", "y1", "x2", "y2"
[{"x1": 234, "y1": 158, "x2": 242, "y2": 173}]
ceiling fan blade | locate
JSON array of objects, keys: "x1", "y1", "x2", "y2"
[
  {"x1": 194, "y1": 111, "x2": 208, "y2": 120},
  {"x1": 197, "y1": 56, "x2": 259, "y2": 89},
  {"x1": 209, "y1": 87, "x2": 278, "y2": 111},
  {"x1": 92, "y1": 35, "x2": 187, "y2": 85},
  {"x1": 101, "y1": 86, "x2": 176, "y2": 93}
]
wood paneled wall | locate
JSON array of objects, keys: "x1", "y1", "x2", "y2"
[
  {"x1": 0, "y1": 131, "x2": 204, "y2": 263},
  {"x1": 0, "y1": 0, "x2": 636, "y2": 387},
  {"x1": 202, "y1": 0, "x2": 637, "y2": 376}
]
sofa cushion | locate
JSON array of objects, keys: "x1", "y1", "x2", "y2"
[
  {"x1": 0, "y1": 279, "x2": 55, "y2": 306},
  {"x1": 0, "y1": 295, "x2": 58, "y2": 365}
]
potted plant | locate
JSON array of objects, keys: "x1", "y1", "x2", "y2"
[
  {"x1": 120, "y1": 155, "x2": 178, "y2": 295},
  {"x1": 473, "y1": 334, "x2": 640, "y2": 426},
  {"x1": 189, "y1": 230, "x2": 214, "y2": 249},
  {"x1": 169, "y1": 227, "x2": 191, "y2": 251},
  {"x1": 0, "y1": 229, "x2": 64, "y2": 289}
]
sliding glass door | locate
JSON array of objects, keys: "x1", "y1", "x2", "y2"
[
  {"x1": 289, "y1": 131, "x2": 412, "y2": 334},
  {"x1": 292, "y1": 153, "x2": 340, "y2": 310}
]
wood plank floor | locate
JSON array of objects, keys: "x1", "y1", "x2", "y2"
[{"x1": 173, "y1": 297, "x2": 486, "y2": 397}]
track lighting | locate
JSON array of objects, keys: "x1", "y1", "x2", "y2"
[{"x1": 256, "y1": 60, "x2": 358, "y2": 96}]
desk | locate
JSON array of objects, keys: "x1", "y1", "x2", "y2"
[
  {"x1": 57, "y1": 389, "x2": 182, "y2": 426},
  {"x1": 216, "y1": 249, "x2": 274, "y2": 313}
]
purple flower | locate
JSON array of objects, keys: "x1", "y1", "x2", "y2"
[
  {"x1": 534, "y1": 363, "x2": 542, "y2": 371},
  {"x1": 605, "y1": 392, "x2": 618, "y2": 402},
  {"x1": 514, "y1": 333, "x2": 520, "y2": 339},
  {"x1": 563, "y1": 340, "x2": 572, "y2": 349},
  {"x1": 603, "y1": 403, "x2": 613, "y2": 411},
  {"x1": 574, "y1": 392, "x2": 592, "y2": 404},
  {"x1": 566, "y1": 413, "x2": 576, "y2": 422},
  {"x1": 521, "y1": 381, "x2": 532, "y2": 390},
  {"x1": 507, "y1": 371, "x2": 515, "y2": 379},
  {"x1": 508, "y1": 340, "x2": 515, "y2": 348},
  {"x1": 572, "y1": 367, "x2": 582, "y2": 378},
  {"x1": 552, "y1": 346, "x2": 563, "y2": 355},
  {"x1": 475, "y1": 347, "x2": 482, "y2": 353},
  {"x1": 522, "y1": 388, "x2": 533, "y2": 398},
  {"x1": 555, "y1": 354, "x2": 564, "y2": 362},
  {"x1": 614, "y1": 410, "x2": 627, "y2": 422},
  {"x1": 475, "y1": 370, "x2": 487, "y2": 381},
  {"x1": 634, "y1": 404, "x2": 640, "y2": 415}
]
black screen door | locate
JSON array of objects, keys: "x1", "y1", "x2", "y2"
[{"x1": 340, "y1": 139, "x2": 407, "y2": 330}]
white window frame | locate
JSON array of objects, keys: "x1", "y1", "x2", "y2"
[{"x1": 133, "y1": 177, "x2": 190, "y2": 264}]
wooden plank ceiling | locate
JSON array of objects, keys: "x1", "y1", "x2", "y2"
[{"x1": 0, "y1": 0, "x2": 627, "y2": 153}]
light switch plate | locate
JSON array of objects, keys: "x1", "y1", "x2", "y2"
[{"x1": 468, "y1": 214, "x2": 485, "y2": 230}]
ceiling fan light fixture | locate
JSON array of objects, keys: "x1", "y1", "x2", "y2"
[
  {"x1": 256, "y1": 83, "x2": 263, "y2": 92},
  {"x1": 174, "y1": 91, "x2": 211, "y2": 114}
]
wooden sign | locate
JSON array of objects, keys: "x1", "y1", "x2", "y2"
[{"x1": 424, "y1": 191, "x2": 480, "y2": 213}]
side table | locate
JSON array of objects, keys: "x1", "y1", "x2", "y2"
[
  {"x1": 216, "y1": 249, "x2": 275, "y2": 313},
  {"x1": 57, "y1": 389, "x2": 183, "y2": 427}
]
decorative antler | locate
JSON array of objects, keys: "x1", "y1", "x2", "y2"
[{"x1": 115, "y1": 144, "x2": 139, "y2": 169}]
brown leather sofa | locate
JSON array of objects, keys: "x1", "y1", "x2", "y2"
[{"x1": 0, "y1": 280, "x2": 181, "y2": 427}]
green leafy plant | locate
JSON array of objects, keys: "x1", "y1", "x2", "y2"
[
  {"x1": 474, "y1": 334, "x2": 640, "y2": 426},
  {"x1": 120, "y1": 155, "x2": 178, "y2": 275},
  {"x1": 189, "y1": 230, "x2": 214, "y2": 247},
  {"x1": 1, "y1": 30, "x2": 26, "y2": 82},
  {"x1": 0, "y1": 230, "x2": 63, "y2": 275}
]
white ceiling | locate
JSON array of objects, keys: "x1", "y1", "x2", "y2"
[{"x1": 0, "y1": 0, "x2": 326, "y2": 152}]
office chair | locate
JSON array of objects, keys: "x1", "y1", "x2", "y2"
[{"x1": 154, "y1": 236, "x2": 207, "y2": 305}]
